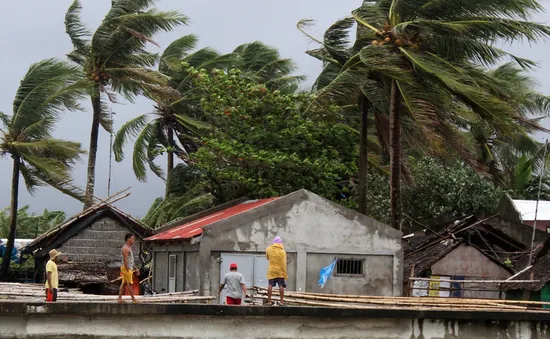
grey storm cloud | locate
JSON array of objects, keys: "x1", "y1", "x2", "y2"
[{"x1": 0, "y1": 0, "x2": 548, "y2": 218}]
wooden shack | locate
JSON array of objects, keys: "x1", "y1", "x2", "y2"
[
  {"x1": 404, "y1": 214, "x2": 532, "y2": 299},
  {"x1": 25, "y1": 202, "x2": 152, "y2": 293}
]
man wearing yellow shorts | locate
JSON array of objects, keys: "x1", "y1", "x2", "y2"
[{"x1": 118, "y1": 234, "x2": 138, "y2": 303}]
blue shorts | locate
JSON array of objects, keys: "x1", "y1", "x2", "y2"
[{"x1": 269, "y1": 278, "x2": 286, "y2": 288}]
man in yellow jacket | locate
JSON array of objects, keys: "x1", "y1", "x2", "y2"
[{"x1": 266, "y1": 236, "x2": 287, "y2": 305}]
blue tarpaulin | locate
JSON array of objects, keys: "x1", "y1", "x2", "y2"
[{"x1": 318, "y1": 259, "x2": 337, "y2": 288}]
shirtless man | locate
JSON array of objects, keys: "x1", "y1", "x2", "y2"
[{"x1": 118, "y1": 233, "x2": 139, "y2": 303}]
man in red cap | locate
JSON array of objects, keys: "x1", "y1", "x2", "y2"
[{"x1": 219, "y1": 263, "x2": 248, "y2": 305}]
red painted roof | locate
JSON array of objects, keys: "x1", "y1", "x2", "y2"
[{"x1": 146, "y1": 198, "x2": 279, "y2": 241}]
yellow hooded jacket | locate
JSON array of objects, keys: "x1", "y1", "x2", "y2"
[{"x1": 266, "y1": 243, "x2": 288, "y2": 280}]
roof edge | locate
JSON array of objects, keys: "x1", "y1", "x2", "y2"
[{"x1": 152, "y1": 197, "x2": 251, "y2": 235}]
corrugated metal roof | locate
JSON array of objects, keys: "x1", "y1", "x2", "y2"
[
  {"x1": 146, "y1": 198, "x2": 279, "y2": 241},
  {"x1": 512, "y1": 200, "x2": 550, "y2": 221}
]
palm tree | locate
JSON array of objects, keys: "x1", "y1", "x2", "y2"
[
  {"x1": 230, "y1": 41, "x2": 305, "y2": 93},
  {"x1": 320, "y1": 0, "x2": 550, "y2": 228},
  {"x1": 114, "y1": 39, "x2": 304, "y2": 200},
  {"x1": 113, "y1": 35, "x2": 227, "y2": 198},
  {"x1": 0, "y1": 59, "x2": 86, "y2": 280},
  {"x1": 64, "y1": 0, "x2": 187, "y2": 209},
  {"x1": 299, "y1": 17, "x2": 386, "y2": 215}
]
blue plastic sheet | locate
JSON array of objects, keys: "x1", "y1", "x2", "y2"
[{"x1": 318, "y1": 259, "x2": 337, "y2": 289}]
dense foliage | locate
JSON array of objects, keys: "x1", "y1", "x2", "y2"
[
  {"x1": 188, "y1": 66, "x2": 358, "y2": 202},
  {"x1": 364, "y1": 158, "x2": 503, "y2": 232}
]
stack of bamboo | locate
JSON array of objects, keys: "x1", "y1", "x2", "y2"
[
  {"x1": 0, "y1": 283, "x2": 214, "y2": 304},
  {"x1": 250, "y1": 286, "x2": 550, "y2": 312}
]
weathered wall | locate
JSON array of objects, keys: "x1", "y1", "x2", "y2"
[
  {"x1": 1, "y1": 302, "x2": 549, "y2": 339},
  {"x1": 480, "y1": 212, "x2": 548, "y2": 245},
  {"x1": 185, "y1": 252, "x2": 200, "y2": 291},
  {"x1": 306, "y1": 253, "x2": 394, "y2": 295},
  {"x1": 430, "y1": 244, "x2": 511, "y2": 299},
  {"x1": 59, "y1": 216, "x2": 141, "y2": 268},
  {"x1": 153, "y1": 251, "x2": 168, "y2": 292},
  {"x1": 196, "y1": 190, "x2": 403, "y2": 297},
  {"x1": 208, "y1": 251, "x2": 297, "y2": 296}
]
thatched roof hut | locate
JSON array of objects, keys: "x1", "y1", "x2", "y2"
[
  {"x1": 404, "y1": 214, "x2": 528, "y2": 284},
  {"x1": 26, "y1": 203, "x2": 152, "y2": 288}
]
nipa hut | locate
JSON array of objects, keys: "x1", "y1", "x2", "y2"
[
  {"x1": 25, "y1": 202, "x2": 152, "y2": 293},
  {"x1": 404, "y1": 214, "x2": 533, "y2": 299},
  {"x1": 501, "y1": 236, "x2": 550, "y2": 305}
]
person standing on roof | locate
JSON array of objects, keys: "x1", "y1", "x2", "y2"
[
  {"x1": 118, "y1": 233, "x2": 139, "y2": 303},
  {"x1": 266, "y1": 236, "x2": 288, "y2": 306},
  {"x1": 219, "y1": 263, "x2": 248, "y2": 305},
  {"x1": 45, "y1": 249, "x2": 62, "y2": 302}
]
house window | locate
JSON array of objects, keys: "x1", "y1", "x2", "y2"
[
  {"x1": 546, "y1": 226, "x2": 550, "y2": 234},
  {"x1": 336, "y1": 259, "x2": 364, "y2": 276}
]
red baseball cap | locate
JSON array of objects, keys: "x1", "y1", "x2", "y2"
[{"x1": 230, "y1": 263, "x2": 238, "y2": 269}]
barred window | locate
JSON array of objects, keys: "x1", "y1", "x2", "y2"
[{"x1": 336, "y1": 259, "x2": 364, "y2": 275}]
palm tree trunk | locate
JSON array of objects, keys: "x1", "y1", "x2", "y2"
[
  {"x1": 358, "y1": 96, "x2": 369, "y2": 215},
  {"x1": 389, "y1": 80, "x2": 401, "y2": 230},
  {"x1": 165, "y1": 122, "x2": 175, "y2": 200},
  {"x1": 0, "y1": 157, "x2": 20, "y2": 281},
  {"x1": 84, "y1": 85, "x2": 101, "y2": 210}
]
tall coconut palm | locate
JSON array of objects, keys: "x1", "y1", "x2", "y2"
[
  {"x1": 0, "y1": 59, "x2": 86, "y2": 280},
  {"x1": 299, "y1": 17, "x2": 387, "y2": 215},
  {"x1": 64, "y1": 0, "x2": 187, "y2": 209},
  {"x1": 319, "y1": 0, "x2": 550, "y2": 228}
]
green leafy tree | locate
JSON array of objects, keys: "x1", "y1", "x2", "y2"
[
  {"x1": 0, "y1": 59, "x2": 86, "y2": 280},
  {"x1": 188, "y1": 66, "x2": 358, "y2": 202},
  {"x1": 64, "y1": 0, "x2": 187, "y2": 209},
  {"x1": 365, "y1": 158, "x2": 503, "y2": 232}
]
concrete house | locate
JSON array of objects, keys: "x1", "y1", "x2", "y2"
[
  {"x1": 146, "y1": 189, "x2": 403, "y2": 301},
  {"x1": 26, "y1": 203, "x2": 152, "y2": 292}
]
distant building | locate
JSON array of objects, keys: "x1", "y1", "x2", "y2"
[
  {"x1": 510, "y1": 200, "x2": 550, "y2": 233},
  {"x1": 25, "y1": 204, "x2": 152, "y2": 292},
  {"x1": 146, "y1": 189, "x2": 403, "y2": 302},
  {"x1": 404, "y1": 214, "x2": 536, "y2": 299}
]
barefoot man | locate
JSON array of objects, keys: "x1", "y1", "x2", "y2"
[
  {"x1": 266, "y1": 236, "x2": 288, "y2": 306},
  {"x1": 118, "y1": 233, "x2": 138, "y2": 303}
]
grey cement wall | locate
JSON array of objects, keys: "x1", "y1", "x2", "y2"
[
  {"x1": 198, "y1": 190, "x2": 403, "y2": 297},
  {"x1": 59, "y1": 216, "x2": 141, "y2": 269},
  {"x1": 185, "y1": 252, "x2": 200, "y2": 291},
  {"x1": 1, "y1": 302, "x2": 549, "y2": 339},
  {"x1": 306, "y1": 253, "x2": 394, "y2": 296}
]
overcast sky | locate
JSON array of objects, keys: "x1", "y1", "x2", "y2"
[{"x1": 0, "y1": 0, "x2": 549, "y2": 219}]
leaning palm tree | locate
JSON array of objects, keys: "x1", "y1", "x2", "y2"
[
  {"x1": 0, "y1": 59, "x2": 86, "y2": 280},
  {"x1": 230, "y1": 41, "x2": 305, "y2": 93},
  {"x1": 64, "y1": 0, "x2": 187, "y2": 209},
  {"x1": 113, "y1": 35, "x2": 228, "y2": 198},
  {"x1": 114, "y1": 39, "x2": 305, "y2": 200},
  {"x1": 319, "y1": 0, "x2": 550, "y2": 228}
]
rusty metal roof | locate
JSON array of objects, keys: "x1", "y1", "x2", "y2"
[{"x1": 146, "y1": 198, "x2": 279, "y2": 241}]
